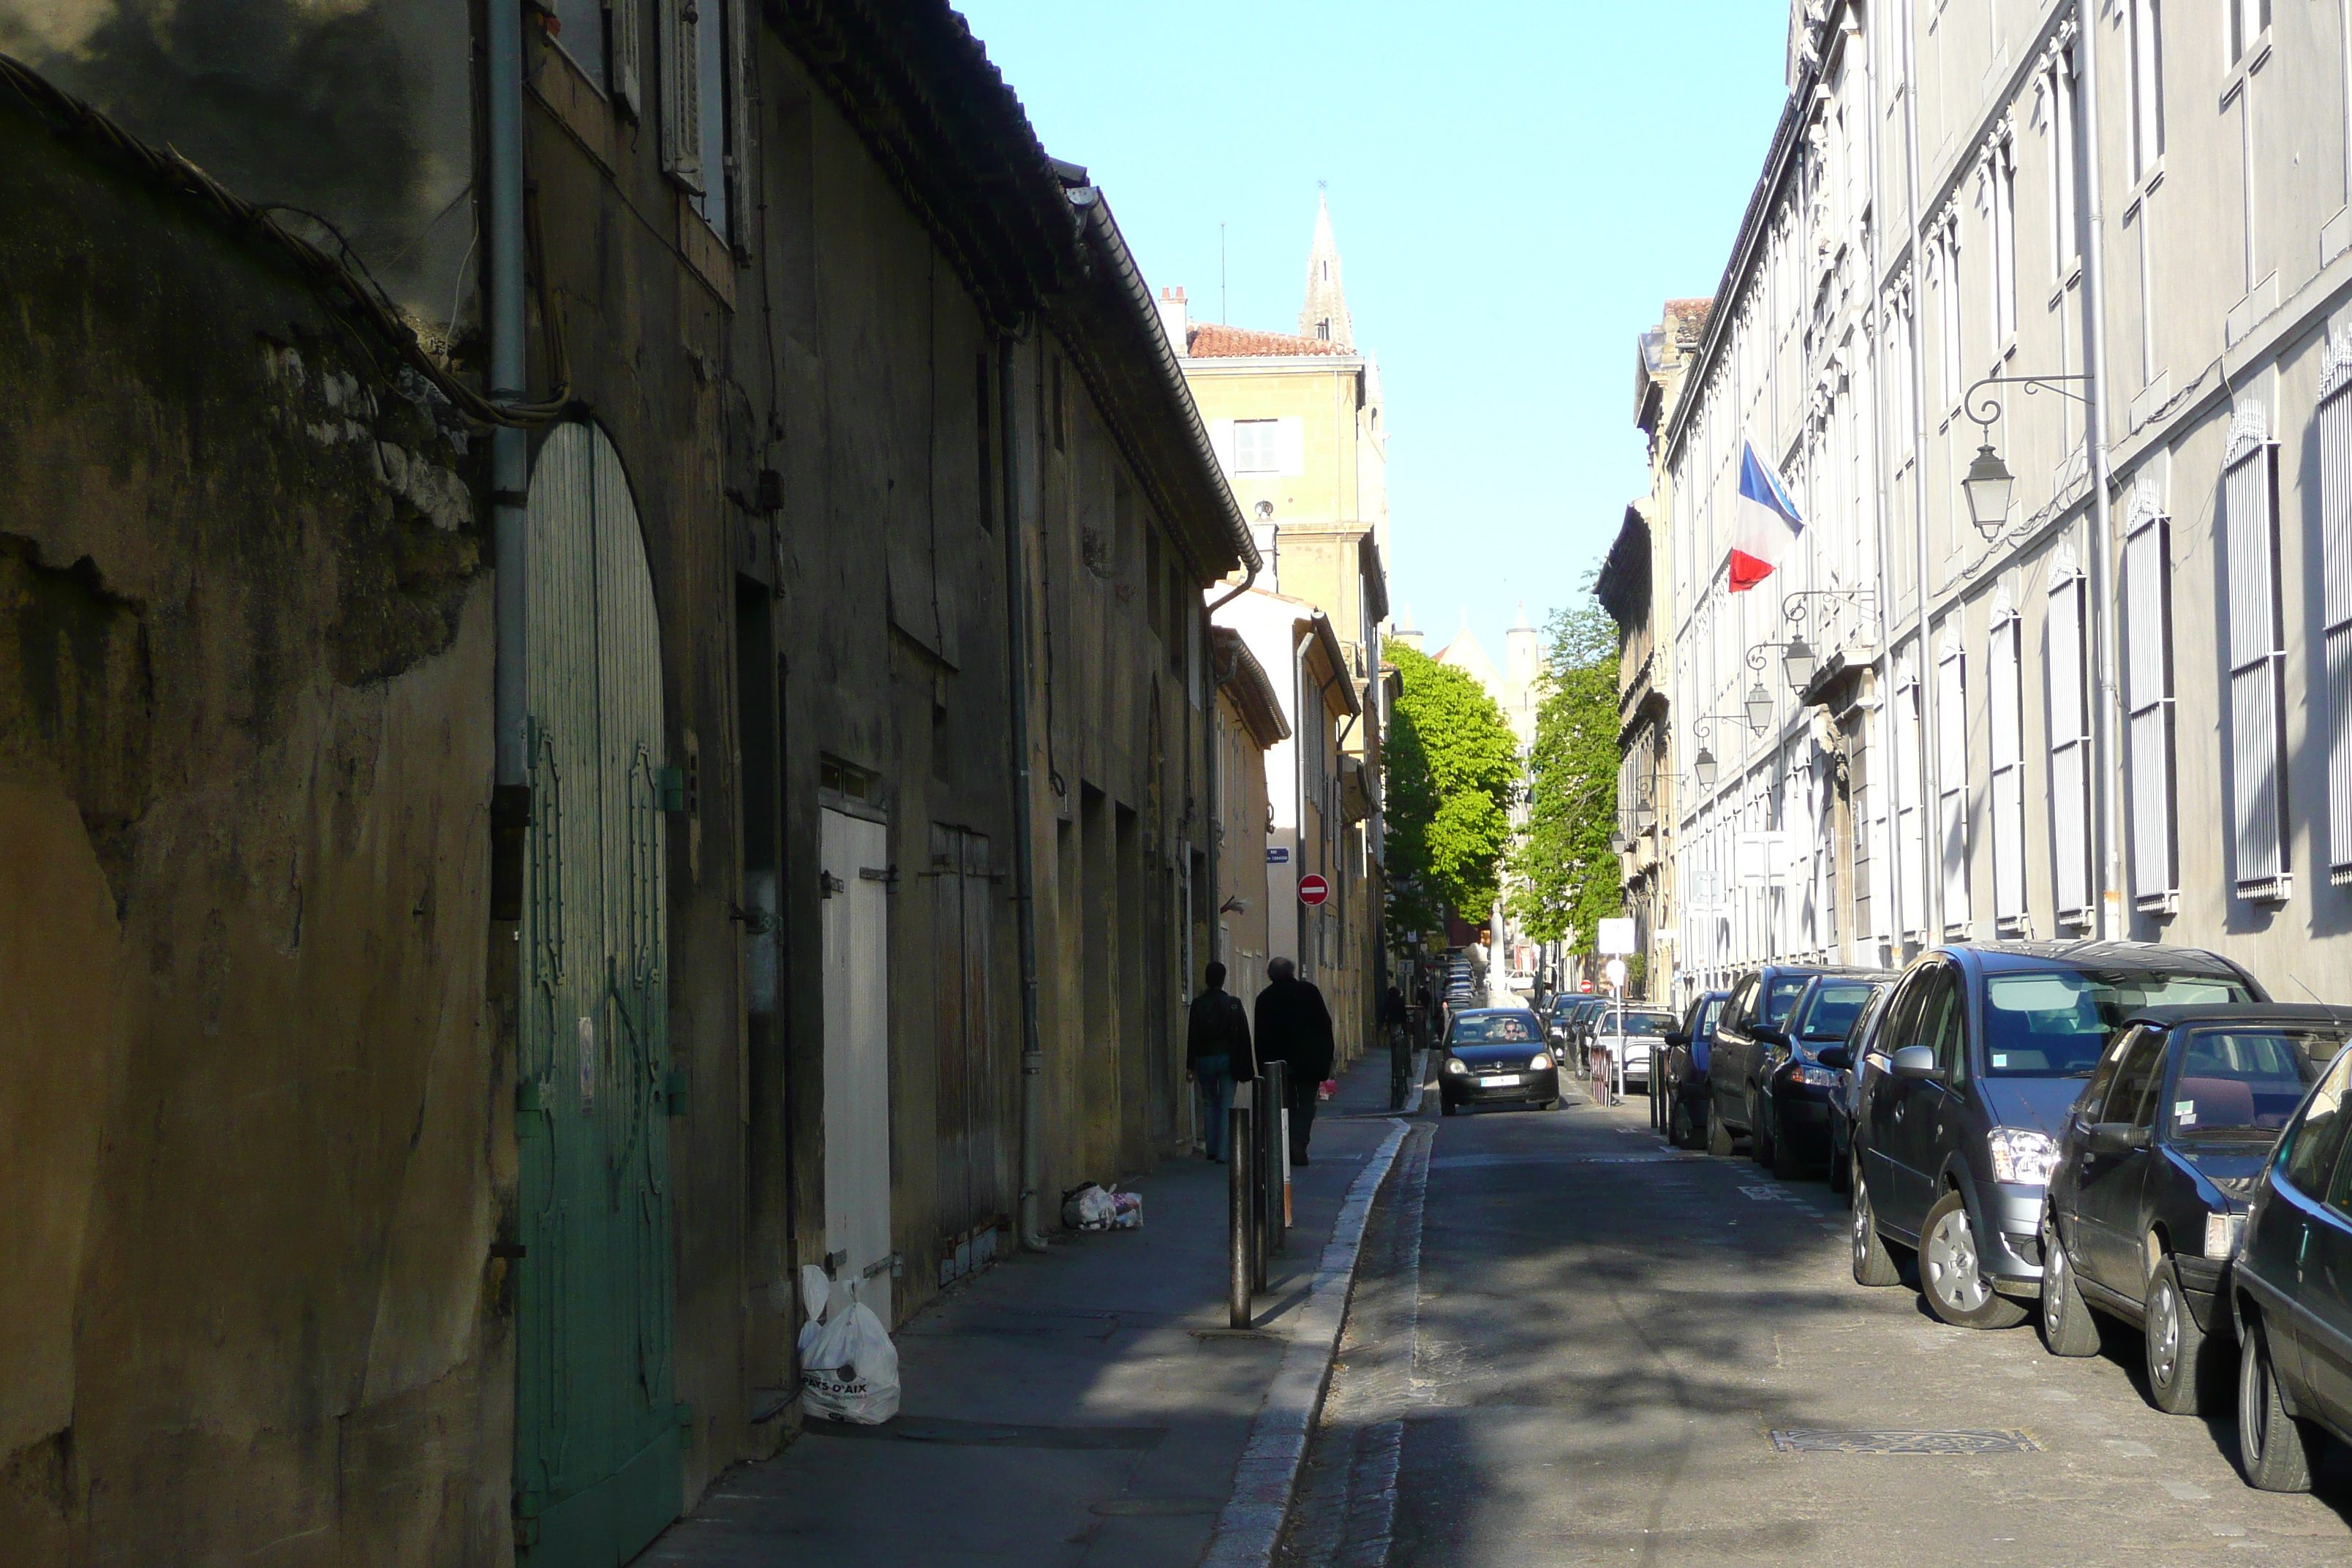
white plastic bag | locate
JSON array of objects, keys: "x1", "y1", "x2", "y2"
[
  {"x1": 1061, "y1": 1183, "x2": 1117, "y2": 1230},
  {"x1": 797, "y1": 1263, "x2": 900, "y2": 1425},
  {"x1": 1107, "y1": 1191, "x2": 1142, "y2": 1229}
]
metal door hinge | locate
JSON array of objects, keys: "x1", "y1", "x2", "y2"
[
  {"x1": 731, "y1": 904, "x2": 775, "y2": 934},
  {"x1": 862, "y1": 1251, "x2": 904, "y2": 1281},
  {"x1": 859, "y1": 864, "x2": 898, "y2": 889},
  {"x1": 819, "y1": 871, "x2": 847, "y2": 898},
  {"x1": 657, "y1": 764, "x2": 689, "y2": 814},
  {"x1": 664, "y1": 1068, "x2": 690, "y2": 1117}
]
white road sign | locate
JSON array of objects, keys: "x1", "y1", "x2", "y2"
[{"x1": 1597, "y1": 917, "x2": 1636, "y2": 955}]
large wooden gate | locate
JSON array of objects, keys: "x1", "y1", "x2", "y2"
[
  {"x1": 930, "y1": 825, "x2": 999, "y2": 1284},
  {"x1": 514, "y1": 421, "x2": 679, "y2": 1567}
]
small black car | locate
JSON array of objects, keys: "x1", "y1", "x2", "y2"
[
  {"x1": 1850, "y1": 942, "x2": 2264, "y2": 1329},
  {"x1": 2234, "y1": 1036, "x2": 2352, "y2": 1490},
  {"x1": 2041, "y1": 1006, "x2": 2349, "y2": 1416},
  {"x1": 1754, "y1": 973, "x2": 1891, "y2": 1179},
  {"x1": 1662, "y1": 990, "x2": 1730, "y2": 1150},
  {"x1": 1439, "y1": 1008, "x2": 1559, "y2": 1115},
  {"x1": 1707, "y1": 963, "x2": 1882, "y2": 1160}
]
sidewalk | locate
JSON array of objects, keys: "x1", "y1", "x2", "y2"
[{"x1": 638, "y1": 1054, "x2": 1415, "y2": 1568}]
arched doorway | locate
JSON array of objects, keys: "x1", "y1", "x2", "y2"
[{"x1": 513, "y1": 420, "x2": 679, "y2": 1566}]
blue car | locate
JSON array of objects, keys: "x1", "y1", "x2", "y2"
[
  {"x1": 1662, "y1": 990, "x2": 1729, "y2": 1150},
  {"x1": 2232, "y1": 1032, "x2": 2352, "y2": 1489}
]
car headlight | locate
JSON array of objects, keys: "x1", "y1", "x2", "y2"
[
  {"x1": 1529, "y1": 1052, "x2": 1550, "y2": 1071},
  {"x1": 2205, "y1": 1210, "x2": 2244, "y2": 1261},
  {"x1": 1443, "y1": 1057, "x2": 1467, "y2": 1074},
  {"x1": 1986, "y1": 1127, "x2": 2061, "y2": 1186},
  {"x1": 1798, "y1": 1066, "x2": 1841, "y2": 1088}
]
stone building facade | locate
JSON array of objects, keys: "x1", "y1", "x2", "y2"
[{"x1": 0, "y1": 6, "x2": 1257, "y2": 1565}]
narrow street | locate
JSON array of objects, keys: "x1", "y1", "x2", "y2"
[{"x1": 1283, "y1": 1087, "x2": 2352, "y2": 1567}]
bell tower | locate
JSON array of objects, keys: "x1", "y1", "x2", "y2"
[{"x1": 1297, "y1": 189, "x2": 1354, "y2": 350}]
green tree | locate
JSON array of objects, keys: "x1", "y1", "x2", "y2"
[
  {"x1": 1509, "y1": 592, "x2": 1624, "y2": 950},
  {"x1": 1382, "y1": 639, "x2": 1519, "y2": 940}
]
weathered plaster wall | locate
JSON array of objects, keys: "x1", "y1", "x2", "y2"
[{"x1": 0, "y1": 111, "x2": 501, "y2": 1566}]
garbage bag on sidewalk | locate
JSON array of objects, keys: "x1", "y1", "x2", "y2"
[
  {"x1": 1061, "y1": 1182, "x2": 1115, "y2": 1230},
  {"x1": 797, "y1": 1263, "x2": 900, "y2": 1425},
  {"x1": 1107, "y1": 1191, "x2": 1142, "y2": 1229}
]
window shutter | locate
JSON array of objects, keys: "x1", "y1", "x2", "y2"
[
  {"x1": 2225, "y1": 405, "x2": 2291, "y2": 901},
  {"x1": 725, "y1": 0, "x2": 753, "y2": 255},
  {"x1": 608, "y1": 0, "x2": 644, "y2": 117},
  {"x1": 2048, "y1": 554, "x2": 2093, "y2": 927},
  {"x1": 2122, "y1": 495, "x2": 2177, "y2": 910},
  {"x1": 1893, "y1": 652, "x2": 1926, "y2": 939},
  {"x1": 1989, "y1": 595, "x2": 2027, "y2": 931},
  {"x1": 1936, "y1": 627, "x2": 1970, "y2": 932},
  {"x1": 2321, "y1": 338, "x2": 2352, "y2": 883},
  {"x1": 659, "y1": 0, "x2": 703, "y2": 193}
]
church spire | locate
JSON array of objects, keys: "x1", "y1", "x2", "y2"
[{"x1": 1298, "y1": 188, "x2": 1354, "y2": 350}]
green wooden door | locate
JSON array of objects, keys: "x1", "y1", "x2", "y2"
[{"x1": 516, "y1": 421, "x2": 679, "y2": 1566}]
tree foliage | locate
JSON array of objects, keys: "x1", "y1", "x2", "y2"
[
  {"x1": 1508, "y1": 592, "x2": 1624, "y2": 949},
  {"x1": 1382, "y1": 639, "x2": 1519, "y2": 940}
]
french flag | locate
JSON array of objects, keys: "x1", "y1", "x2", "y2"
[{"x1": 1727, "y1": 439, "x2": 1803, "y2": 592}]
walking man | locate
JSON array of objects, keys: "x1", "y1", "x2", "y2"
[
  {"x1": 1253, "y1": 957, "x2": 1334, "y2": 1165},
  {"x1": 1186, "y1": 961, "x2": 1254, "y2": 1161}
]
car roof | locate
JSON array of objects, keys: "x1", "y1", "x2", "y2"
[
  {"x1": 1932, "y1": 939, "x2": 2253, "y2": 983},
  {"x1": 1741, "y1": 963, "x2": 1885, "y2": 985},
  {"x1": 2121, "y1": 1003, "x2": 2352, "y2": 1030},
  {"x1": 1453, "y1": 1006, "x2": 1537, "y2": 1017}
]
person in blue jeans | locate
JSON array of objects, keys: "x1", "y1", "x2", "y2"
[{"x1": 1186, "y1": 961, "x2": 1255, "y2": 1161}]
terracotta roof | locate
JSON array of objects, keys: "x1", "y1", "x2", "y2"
[
  {"x1": 1184, "y1": 322, "x2": 1346, "y2": 358},
  {"x1": 1664, "y1": 298, "x2": 1714, "y2": 347}
]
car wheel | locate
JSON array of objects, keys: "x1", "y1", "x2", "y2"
[
  {"x1": 1851, "y1": 1166, "x2": 1901, "y2": 1286},
  {"x1": 1920, "y1": 1191, "x2": 2027, "y2": 1330},
  {"x1": 2039, "y1": 1227, "x2": 2101, "y2": 1357},
  {"x1": 2238, "y1": 1316, "x2": 2313, "y2": 1493},
  {"x1": 1827, "y1": 1126, "x2": 1851, "y2": 1196},
  {"x1": 1441, "y1": 1097, "x2": 1459, "y2": 1117},
  {"x1": 2144, "y1": 1257, "x2": 2206, "y2": 1415},
  {"x1": 1749, "y1": 1091, "x2": 1776, "y2": 1168},
  {"x1": 1706, "y1": 1103, "x2": 1735, "y2": 1158},
  {"x1": 1668, "y1": 1097, "x2": 1696, "y2": 1149}
]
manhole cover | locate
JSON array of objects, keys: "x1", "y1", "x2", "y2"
[{"x1": 1770, "y1": 1429, "x2": 2041, "y2": 1455}]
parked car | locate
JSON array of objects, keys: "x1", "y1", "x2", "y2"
[
  {"x1": 1827, "y1": 984, "x2": 1895, "y2": 1195},
  {"x1": 2041, "y1": 1004, "x2": 2351, "y2": 1417},
  {"x1": 1752, "y1": 973, "x2": 1892, "y2": 1179},
  {"x1": 1663, "y1": 990, "x2": 1731, "y2": 1150},
  {"x1": 1705, "y1": 963, "x2": 1881, "y2": 1160},
  {"x1": 1438, "y1": 1008, "x2": 1560, "y2": 1115},
  {"x1": 2233, "y1": 1036, "x2": 2352, "y2": 1490},
  {"x1": 1589, "y1": 1004, "x2": 1680, "y2": 1093},
  {"x1": 1850, "y1": 941, "x2": 2262, "y2": 1329}
]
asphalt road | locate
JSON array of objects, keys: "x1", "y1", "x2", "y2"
[{"x1": 1278, "y1": 1083, "x2": 2352, "y2": 1566}]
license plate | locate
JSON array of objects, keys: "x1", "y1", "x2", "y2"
[{"x1": 1478, "y1": 1074, "x2": 1523, "y2": 1088}]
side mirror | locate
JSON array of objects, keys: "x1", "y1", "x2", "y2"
[
  {"x1": 1815, "y1": 1045, "x2": 1852, "y2": 1071},
  {"x1": 1664, "y1": 1030, "x2": 1690, "y2": 1048},
  {"x1": 2088, "y1": 1122, "x2": 2152, "y2": 1157},
  {"x1": 1752, "y1": 1023, "x2": 1790, "y2": 1048},
  {"x1": 1891, "y1": 1044, "x2": 1943, "y2": 1082}
]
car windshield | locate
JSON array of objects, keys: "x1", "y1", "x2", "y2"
[
  {"x1": 1760, "y1": 975, "x2": 1812, "y2": 1027},
  {"x1": 2166, "y1": 1028, "x2": 2345, "y2": 1139},
  {"x1": 1981, "y1": 968, "x2": 2253, "y2": 1077},
  {"x1": 1602, "y1": 1010, "x2": 1678, "y2": 1037},
  {"x1": 1800, "y1": 982, "x2": 1877, "y2": 1040},
  {"x1": 1452, "y1": 1014, "x2": 1539, "y2": 1044}
]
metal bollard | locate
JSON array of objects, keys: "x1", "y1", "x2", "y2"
[{"x1": 1229, "y1": 1102, "x2": 1253, "y2": 1327}]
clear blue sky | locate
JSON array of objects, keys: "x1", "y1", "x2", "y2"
[{"x1": 954, "y1": 0, "x2": 1790, "y2": 665}]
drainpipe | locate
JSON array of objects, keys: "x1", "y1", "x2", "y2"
[
  {"x1": 1001, "y1": 330, "x2": 1049, "y2": 1252},
  {"x1": 1899, "y1": 0, "x2": 1939, "y2": 950},
  {"x1": 487, "y1": 0, "x2": 531, "y2": 903},
  {"x1": 2077, "y1": 1, "x2": 2126, "y2": 940}
]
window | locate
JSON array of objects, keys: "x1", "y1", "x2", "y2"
[
  {"x1": 2225, "y1": 405, "x2": 2290, "y2": 901},
  {"x1": 2321, "y1": 340, "x2": 2352, "y2": 883},
  {"x1": 1989, "y1": 598, "x2": 2027, "y2": 931},
  {"x1": 2048, "y1": 554, "x2": 2094, "y2": 927},
  {"x1": 2102, "y1": 1028, "x2": 2167, "y2": 1126},
  {"x1": 2282, "y1": 1046, "x2": 2352, "y2": 1198},
  {"x1": 2230, "y1": 0, "x2": 2271, "y2": 64},
  {"x1": 1893, "y1": 652, "x2": 1927, "y2": 938},
  {"x1": 2130, "y1": 0, "x2": 2166, "y2": 179},
  {"x1": 1987, "y1": 139, "x2": 2017, "y2": 350},
  {"x1": 2048, "y1": 45, "x2": 2081, "y2": 274},
  {"x1": 1315, "y1": 318, "x2": 1331, "y2": 342},
  {"x1": 1982, "y1": 968, "x2": 2247, "y2": 1077},
  {"x1": 1936, "y1": 627, "x2": 1970, "y2": 931},
  {"x1": 663, "y1": 0, "x2": 745, "y2": 242},
  {"x1": 1232, "y1": 419, "x2": 1281, "y2": 474},
  {"x1": 552, "y1": 0, "x2": 607, "y2": 88},
  {"x1": 1934, "y1": 222, "x2": 1964, "y2": 407},
  {"x1": 2123, "y1": 497, "x2": 2177, "y2": 909}
]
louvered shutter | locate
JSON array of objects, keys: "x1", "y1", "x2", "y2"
[
  {"x1": 725, "y1": 0, "x2": 753, "y2": 255},
  {"x1": 608, "y1": 0, "x2": 643, "y2": 117},
  {"x1": 659, "y1": 0, "x2": 702, "y2": 193},
  {"x1": 2225, "y1": 407, "x2": 2291, "y2": 901},
  {"x1": 2321, "y1": 340, "x2": 2352, "y2": 882},
  {"x1": 2123, "y1": 497, "x2": 2177, "y2": 910},
  {"x1": 1989, "y1": 602, "x2": 2027, "y2": 930},
  {"x1": 1893, "y1": 654, "x2": 1926, "y2": 938},
  {"x1": 1936, "y1": 630, "x2": 1970, "y2": 931},
  {"x1": 2048, "y1": 560, "x2": 2093, "y2": 926}
]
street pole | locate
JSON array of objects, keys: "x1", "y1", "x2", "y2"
[{"x1": 1228, "y1": 1098, "x2": 1253, "y2": 1328}]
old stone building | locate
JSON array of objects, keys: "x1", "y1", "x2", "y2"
[{"x1": 0, "y1": 4, "x2": 1257, "y2": 1565}]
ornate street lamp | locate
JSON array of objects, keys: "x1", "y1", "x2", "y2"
[
  {"x1": 1959, "y1": 373, "x2": 2092, "y2": 539},
  {"x1": 1781, "y1": 635, "x2": 1816, "y2": 693}
]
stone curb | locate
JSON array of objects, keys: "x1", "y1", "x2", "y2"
[{"x1": 1199, "y1": 1117, "x2": 1411, "y2": 1568}]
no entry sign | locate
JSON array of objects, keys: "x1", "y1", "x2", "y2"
[{"x1": 1297, "y1": 874, "x2": 1330, "y2": 907}]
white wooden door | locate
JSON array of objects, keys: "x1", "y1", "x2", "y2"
[{"x1": 821, "y1": 809, "x2": 894, "y2": 1324}]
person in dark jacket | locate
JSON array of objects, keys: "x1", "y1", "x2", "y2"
[
  {"x1": 1186, "y1": 961, "x2": 1254, "y2": 1161},
  {"x1": 1254, "y1": 957, "x2": 1335, "y2": 1164}
]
